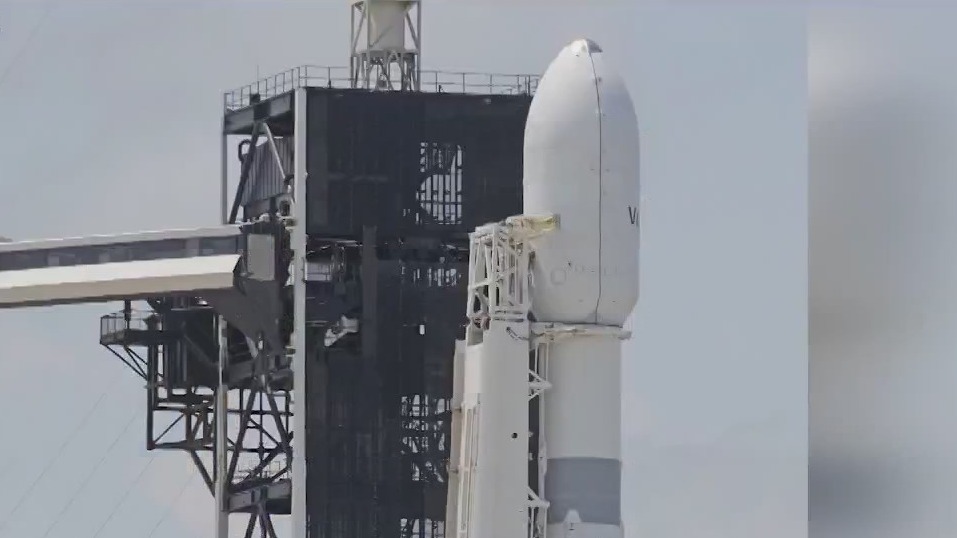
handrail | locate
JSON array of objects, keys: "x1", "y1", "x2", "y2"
[
  {"x1": 100, "y1": 310, "x2": 159, "y2": 337},
  {"x1": 223, "y1": 65, "x2": 540, "y2": 111}
]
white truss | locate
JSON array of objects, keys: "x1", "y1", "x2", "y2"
[{"x1": 453, "y1": 215, "x2": 558, "y2": 538}]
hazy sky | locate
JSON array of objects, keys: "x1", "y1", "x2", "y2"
[
  {"x1": 809, "y1": 8, "x2": 957, "y2": 537},
  {"x1": 0, "y1": 3, "x2": 807, "y2": 537}
]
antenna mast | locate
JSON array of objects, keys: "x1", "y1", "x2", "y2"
[{"x1": 350, "y1": 0, "x2": 421, "y2": 91}]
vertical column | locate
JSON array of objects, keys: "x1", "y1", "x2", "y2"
[
  {"x1": 221, "y1": 100, "x2": 229, "y2": 225},
  {"x1": 291, "y1": 87, "x2": 310, "y2": 538},
  {"x1": 360, "y1": 226, "x2": 377, "y2": 375},
  {"x1": 215, "y1": 99, "x2": 231, "y2": 538},
  {"x1": 215, "y1": 315, "x2": 229, "y2": 538},
  {"x1": 415, "y1": 2, "x2": 422, "y2": 91}
]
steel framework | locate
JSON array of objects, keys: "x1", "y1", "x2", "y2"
[
  {"x1": 100, "y1": 237, "x2": 294, "y2": 538},
  {"x1": 95, "y1": 67, "x2": 534, "y2": 537}
]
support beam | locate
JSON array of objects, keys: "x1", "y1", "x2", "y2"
[
  {"x1": 216, "y1": 315, "x2": 230, "y2": 538},
  {"x1": 291, "y1": 86, "x2": 309, "y2": 538}
]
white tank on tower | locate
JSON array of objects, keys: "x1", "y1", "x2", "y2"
[
  {"x1": 350, "y1": 0, "x2": 422, "y2": 91},
  {"x1": 523, "y1": 38, "x2": 640, "y2": 326},
  {"x1": 366, "y1": 0, "x2": 408, "y2": 50}
]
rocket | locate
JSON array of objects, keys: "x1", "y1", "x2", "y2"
[
  {"x1": 525, "y1": 37, "x2": 639, "y2": 538},
  {"x1": 524, "y1": 37, "x2": 640, "y2": 326},
  {"x1": 448, "y1": 38, "x2": 639, "y2": 538}
]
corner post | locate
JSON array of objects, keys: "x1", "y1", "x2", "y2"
[
  {"x1": 215, "y1": 315, "x2": 229, "y2": 537},
  {"x1": 214, "y1": 93, "x2": 231, "y2": 538},
  {"x1": 291, "y1": 87, "x2": 309, "y2": 538}
]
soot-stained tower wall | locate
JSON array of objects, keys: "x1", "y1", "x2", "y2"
[{"x1": 301, "y1": 87, "x2": 531, "y2": 538}]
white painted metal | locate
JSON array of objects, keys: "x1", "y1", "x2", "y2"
[
  {"x1": 445, "y1": 340, "x2": 466, "y2": 537},
  {"x1": 457, "y1": 324, "x2": 529, "y2": 538},
  {"x1": 366, "y1": 0, "x2": 408, "y2": 50},
  {"x1": 525, "y1": 39, "x2": 637, "y2": 538},
  {"x1": 0, "y1": 254, "x2": 240, "y2": 307},
  {"x1": 542, "y1": 337, "x2": 620, "y2": 460},
  {"x1": 350, "y1": 0, "x2": 421, "y2": 91},
  {"x1": 215, "y1": 314, "x2": 230, "y2": 538},
  {"x1": 448, "y1": 38, "x2": 639, "y2": 538},
  {"x1": 0, "y1": 225, "x2": 239, "y2": 253},
  {"x1": 536, "y1": 330, "x2": 627, "y2": 538},
  {"x1": 290, "y1": 87, "x2": 309, "y2": 538},
  {"x1": 522, "y1": 38, "x2": 640, "y2": 326},
  {"x1": 221, "y1": 108, "x2": 229, "y2": 225},
  {"x1": 530, "y1": 327, "x2": 628, "y2": 538},
  {"x1": 465, "y1": 215, "x2": 557, "y2": 332},
  {"x1": 216, "y1": 115, "x2": 231, "y2": 538},
  {"x1": 451, "y1": 215, "x2": 555, "y2": 538}
]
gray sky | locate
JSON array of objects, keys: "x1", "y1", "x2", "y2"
[
  {"x1": 809, "y1": 7, "x2": 957, "y2": 537},
  {"x1": 0, "y1": 3, "x2": 807, "y2": 537}
]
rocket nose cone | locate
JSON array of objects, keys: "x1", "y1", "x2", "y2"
[
  {"x1": 523, "y1": 38, "x2": 640, "y2": 325},
  {"x1": 568, "y1": 38, "x2": 602, "y2": 55},
  {"x1": 532, "y1": 38, "x2": 631, "y2": 128},
  {"x1": 534, "y1": 40, "x2": 600, "y2": 101}
]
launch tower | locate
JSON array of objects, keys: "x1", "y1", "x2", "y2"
[{"x1": 0, "y1": 2, "x2": 539, "y2": 537}]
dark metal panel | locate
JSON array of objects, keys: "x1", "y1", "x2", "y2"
[
  {"x1": 223, "y1": 92, "x2": 295, "y2": 135},
  {"x1": 93, "y1": 77, "x2": 530, "y2": 538},
  {"x1": 304, "y1": 88, "x2": 531, "y2": 240},
  {"x1": 163, "y1": 307, "x2": 220, "y2": 389},
  {"x1": 306, "y1": 89, "x2": 330, "y2": 231},
  {"x1": 300, "y1": 87, "x2": 529, "y2": 538}
]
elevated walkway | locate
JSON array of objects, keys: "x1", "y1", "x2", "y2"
[
  {"x1": 0, "y1": 226, "x2": 243, "y2": 308},
  {"x1": 0, "y1": 222, "x2": 287, "y2": 360}
]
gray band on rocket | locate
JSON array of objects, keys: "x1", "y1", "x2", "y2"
[{"x1": 544, "y1": 457, "x2": 622, "y2": 525}]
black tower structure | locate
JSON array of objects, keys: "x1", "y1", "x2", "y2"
[
  {"x1": 227, "y1": 68, "x2": 536, "y2": 536},
  {"x1": 98, "y1": 67, "x2": 536, "y2": 537},
  {"x1": 292, "y1": 84, "x2": 530, "y2": 538},
  {"x1": 0, "y1": 3, "x2": 545, "y2": 537},
  {"x1": 90, "y1": 3, "x2": 541, "y2": 536}
]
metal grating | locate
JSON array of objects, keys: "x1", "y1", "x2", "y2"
[{"x1": 417, "y1": 142, "x2": 464, "y2": 226}]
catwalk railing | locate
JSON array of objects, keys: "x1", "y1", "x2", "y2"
[{"x1": 223, "y1": 65, "x2": 540, "y2": 111}]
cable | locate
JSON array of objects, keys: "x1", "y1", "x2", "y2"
[
  {"x1": 0, "y1": 366, "x2": 129, "y2": 529},
  {"x1": 0, "y1": 0, "x2": 57, "y2": 91},
  {"x1": 146, "y1": 471, "x2": 198, "y2": 538},
  {"x1": 38, "y1": 407, "x2": 141, "y2": 538},
  {"x1": 0, "y1": 456, "x2": 18, "y2": 483},
  {"x1": 89, "y1": 453, "x2": 159, "y2": 538}
]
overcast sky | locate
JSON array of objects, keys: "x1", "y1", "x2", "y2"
[
  {"x1": 809, "y1": 8, "x2": 957, "y2": 537},
  {"x1": 0, "y1": 3, "x2": 807, "y2": 537}
]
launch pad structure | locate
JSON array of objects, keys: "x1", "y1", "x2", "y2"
[{"x1": 0, "y1": 2, "x2": 542, "y2": 537}]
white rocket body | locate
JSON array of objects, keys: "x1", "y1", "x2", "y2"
[
  {"x1": 524, "y1": 39, "x2": 639, "y2": 538},
  {"x1": 448, "y1": 38, "x2": 638, "y2": 538},
  {"x1": 524, "y1": 37, "x2": 640, "y2": 327}
]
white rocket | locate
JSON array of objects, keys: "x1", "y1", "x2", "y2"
[{"x1": 447, "y1": 38, "x2": 639, "y2": 538}]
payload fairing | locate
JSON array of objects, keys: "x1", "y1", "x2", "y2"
[
  {"x1": 524, "y1": 37, "x2": 640, "y2": 326},
  {"x1": 447, "y1": 38, "x2": 639, "y2": 538}
]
